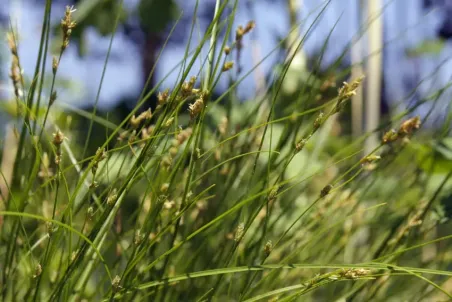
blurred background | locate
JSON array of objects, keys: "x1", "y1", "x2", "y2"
[
  {"x1": 1, "y1": 3, "x2": 452, "y2": 300},
  {"x1": 1, "y1": 0, "x2": 452, "y2": 127}
]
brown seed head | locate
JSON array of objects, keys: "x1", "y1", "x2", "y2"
[
  {"x1": 52, "y1": 130, "x2": 65, "y2": 146},
  {"x1": 264, "y1": 240, "x2": 273, "y2": 256},
  {"x1": 382, "y1": 129, "x2": 398, "y2": 144},
  {"x1": 189, "y1": 97, "x2": 204, "y2": 119},
  {"x1": 6, "y1": 32, "x2": 17, "y2": 56},
  {"x1": 313, "y1": 112, "x2": 324, "y2": 130},
  {"x1": 398, "y1": 116, "x2": 421, "y2": 136},
  {"x1": 222, "y1": 61, "x2": 234, "y2": 72},
  {"x1": 157, "y1": 89, "x2": 170, "y2": 105},
  {"x1": 61, "y1": 6, "x2": 77, "y2": 51},
  {"x1": 320, "y1": 184, "x2": 333, "y2": 198},
  {"x1": 244, "y1": 21, "x2": 256, "y2": 34}
]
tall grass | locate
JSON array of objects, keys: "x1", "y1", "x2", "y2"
[{"x1": 1, "y1": 1, "x2": 452, "y2": 301}]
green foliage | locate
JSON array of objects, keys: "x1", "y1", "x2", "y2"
[
  {"x1": 406, "y1": 39, "x2": 446, "y2": 58},
  {"x1": 138, "y1": 0, "x2": 179, "y2": 34},
  {"x1": 1, "y1": 1, "x2": 452, "y2": 301}
]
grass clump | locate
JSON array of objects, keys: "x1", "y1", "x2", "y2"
[{"x1": 1, "y1": 1, "x2": 452, "y2": 301}]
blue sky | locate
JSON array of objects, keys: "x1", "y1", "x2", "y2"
[{"x1": 1, "y1": 0, "x2": 452, "y2": 118}]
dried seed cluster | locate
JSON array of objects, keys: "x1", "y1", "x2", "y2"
[
  {"x1": 61, "y1": 6, "x2": 77, "y2": 51},
  {"x1": 382, "y1": 116, "x2": 421, "y2": 144},
  {"x1": 7, "y1": 32, "x2": 22, "y2": 102},
  {"x1": 295, "y1": 76, "x2": 365, "y2": 154}
]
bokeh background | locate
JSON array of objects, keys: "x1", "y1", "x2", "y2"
[{"x1": 1, "y1": 0, "x2": 452, "y2": 121}]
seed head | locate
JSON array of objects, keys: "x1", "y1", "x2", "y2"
[
  {"x1": 71, "y1": 250, "x2": 79, "y2": 263},
  {"x1": 234, "y1": 222, "x2": 245, "y2": 242},
  {"x1": 189, "y1": 97, "x2": 204, "y2": 119},
  {"x1": 224, "y1": 46, "x2": 231, "y2": 55},
  {"x1": 169, "y1": 146, "x2": 178, "y2": 157},
  {"x1": 164, "y1": 117, "x2": 174, "y2": 128},
  {"x1": 163, "y1": 199, "x2": 176, "y2": 209},
  {"x1": 244, "y1": 21, "x2": 256, "y2": 34},
  {"x1": 218, "y1": 116, "x2": 228, "y2": 136},
  {"x1": 360, "y1": 155, "x2": 381, "y2": 165},
  {"x1": 38, "y1": 152, "x2": 54, "y2": 179},
  {"x1": 382, "y1": 129, "x2": 398, "y2": 144},
  {"x1": 313, "y1": 112, "x2": 324, "y2": 130},
  {"x1": 95, "y1": 147, "x2": 107, "y2": 162},
  {"x1": 52, "y1": 130, "x2": 65, "y2": 146},
  {"x1": 338, "y1": 76, "x2": 364, "y2": 100},
  {"x1": 295, "y1": 138, "x2": 307, "y2": 153},
  {"x1": 134, "y1": 229, "x2": 144, "y2": 245},
  {"x1": 336, "y1": 76, "x2": 365, "y2": 112},
  {"x1": 107, "y1": 189, "x2": 118, "y2": 206},
  {"x1": 157, "y1": 89, "x2": 170, "y2": 105},
  {"x1": 9, "y1": 56, "x2": 21, "y2": 99},
  {"x1": 161, "y1": 155, "x2": 172, "y2": 169},
  {"x1": 112, "y1": 275, "x2": 122, "y2": 292},
  {"x1": 176, "y1": 128, "x2": 193, "y2": 145},
  {"x1": 264, "y1": 240, "x2": 273, "y2": 256},
  {"x1": 398, "y1": 116, "x2": 421, "y2": 136},
  {"x1": 52, "y1": 56, "x2": 59, "y2": 74},
  {"x1": 61, "y1": 6, "x2": 77, "y2": 51},
  {"x1": 33, "y1": 263, "x2": 42, "y2": 278},
  {"x1": 55, "y1": 153, "x2": 62, "y2": 166},
  {"x1": 268, "y1": 186, "x2": 279, "y2": 203},
  {"x1": 320, "y1": 184, "x2": 333, "y2": 198},
  {"x1": 222, "y1": 61, "x2": 234, "y2": 72},
  {"x1": 130, "y1": 108, "x2": 152, "y2": 128},
  {"x1": 236, "y1": 26, "x2": 245, "y2": 41},
  {"x1": 49, "y1": 90, "x2": 58, "y2": 106},
  {"x1": 160, "y1": 183, "x2": 170, "y2": 193},
  {"x1": 87, "y1": 206, "x2": 94, "y2": 219},
  {"x1": 46, "y1": 221, "x2": 56, "y2": 235},
  {"x1": 339, "y1": 268, "x2": 371, "y2": 279},
  {"x1": 6, "y1": 32, "x2": 18, "y2": 56},
  {"x1": 181, "y1": 76, "x2": 197, "y2": 98}
]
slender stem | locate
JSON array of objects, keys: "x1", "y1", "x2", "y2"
[{"x1": 203, "y1": 0, "x2": 221, "y2": 91}]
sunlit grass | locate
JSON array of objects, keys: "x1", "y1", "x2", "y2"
[{"x1": 0, "y1": 0, "x2": 452, "y2": 301}]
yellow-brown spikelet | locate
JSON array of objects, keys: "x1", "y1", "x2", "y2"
[
  {"x1": 52, "y1": 130, "x2": 65, "y2": 146},
  {"x1": 7, "y1": 32, "x2": 22, "y2": 99},
  {"x1": 218, "y1": 116, "x2": 228, "y2": 136},
  {"x1": 107, "y1": 189, "x2": 118, "y2": 206},
  {"x1": 61, "y1": 6, "x2": 77, "y2": 51},
  {"x1": 6, "y1": 32, "x2": 17, "y2": 56},
  {"x1": 111, "y1": 275, "x2": 122, "y2": 292},
  {"x1": 222, "y1": 61, "x2": 234, "y2": 72},
  {"x1": 244, "y1": 21, "x2": 256, "y2": 34},
  {"x1": 175, "y1": 127, "x2": 192, "y2": 146},
  {"x1": 360, "y1": 155, "x2": 381, "y2": 165},
  {"x1": 157, "y1": 89, "x2": 170, "y2": 105},
  {"x1": 235, "y1": 26, "x2": 245, "y2": 41},
  {"x1": 164, "y1": 117, "x2": 174, "y2": 128},
  {"x1": 335, "y1": 76, "x2": 365, "y2": 112},
  {"x1": 264, "y1": 240, "x2": 273, "y2": 256},
  {"x1": 52, "y1": 56, "x2": 59, "y2": 74},
  {"x1": 38, "y1": 152, "x2": 54, "y2": 179},
  {"x1": 313, "y1": 112, "x2": 324, "y2": 130},
  {"x1": 234, "y1": 223, "x2": 245, "y2": 242},
  {"x1": 398, "y1": 116, "x2": 421, "y2": 136},
  {"x1": 181, "y1": 76, "x2": 197, "y2": 98},
  {"x1": 130, "y1": 108, "x2": 152, "y2": 128},
  {"x1": 382, "y1": 129, "x2": 398, "y2": 144},
  {"x1": 9, "y1": 56, "x2": 21, "y2": 99},
  {"x1": 320, "y1": 184, "x2": 333, "y2": 198},
  {"x1": 189, "y1": 97, "x2": 204, "y2": 119}
]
